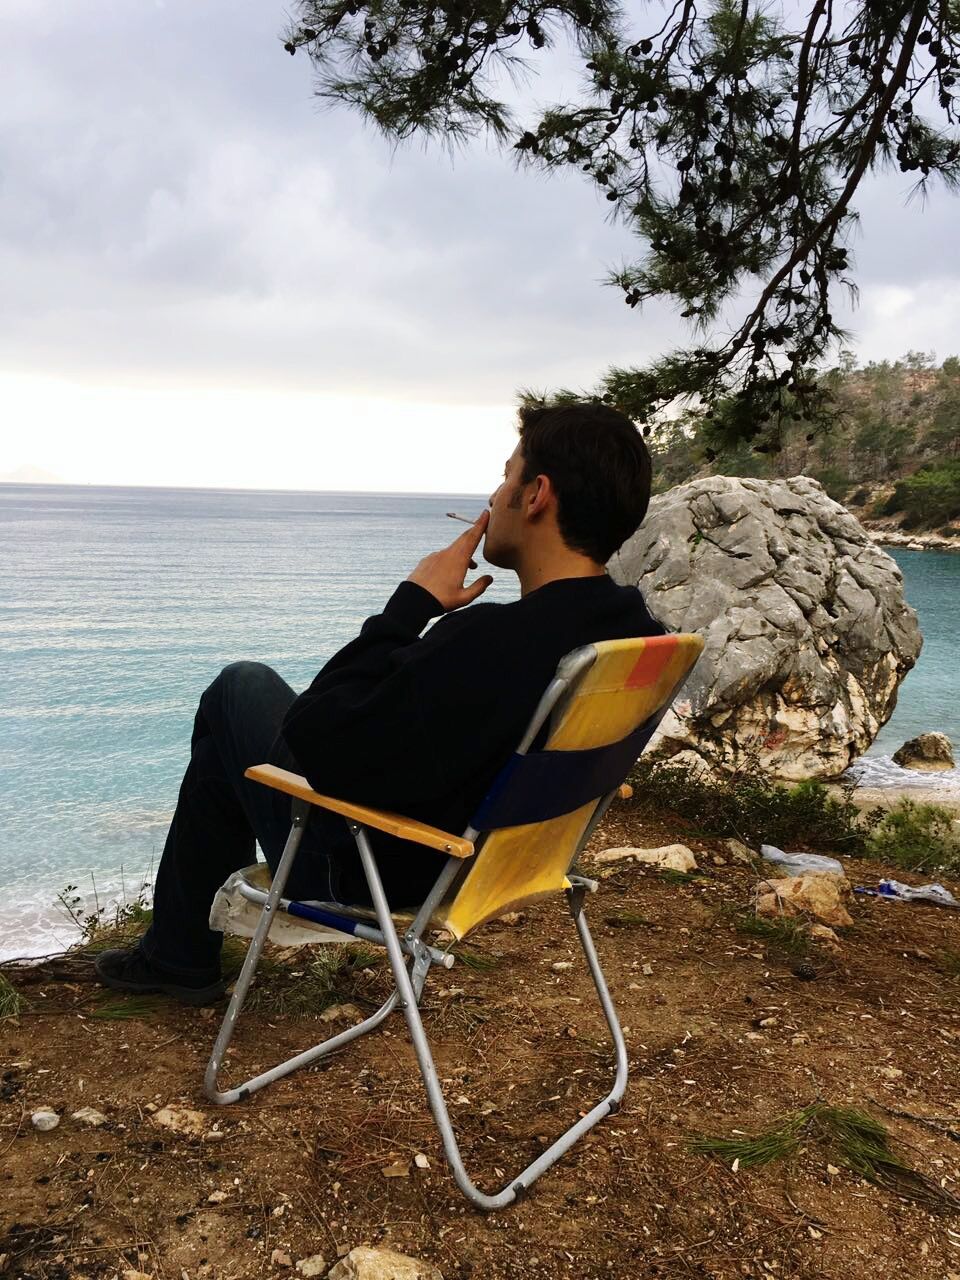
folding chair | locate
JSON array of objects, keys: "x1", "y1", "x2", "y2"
[{"x1": 203, "y1": 632, "x2": 702, "y2": 1210}]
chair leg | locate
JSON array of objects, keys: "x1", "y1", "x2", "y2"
[
  {"x1": 204, "y1": 801, "x2": 395, "y2": 1104},
  {"x1": 351, "y1": 824, "x2": 629, "y2": 1212}
]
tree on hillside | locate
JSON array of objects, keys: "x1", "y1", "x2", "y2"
[{"x1": 283, "y1": 0, "x2": 960, "y2": 445}]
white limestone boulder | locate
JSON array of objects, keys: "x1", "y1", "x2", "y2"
[{"x1": 610, "y1": 475, "x2": 922, "y2": 779}]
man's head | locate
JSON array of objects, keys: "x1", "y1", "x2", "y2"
[{"x1": 483, "y1": 401, "x2": 653, "y2": 570}]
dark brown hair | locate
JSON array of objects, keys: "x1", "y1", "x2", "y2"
[{"x1": 517, "y1": 401, "x2": 653, "y2": 562}]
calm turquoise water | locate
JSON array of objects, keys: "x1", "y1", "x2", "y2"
[
  {"x1": 0, "y1": 484, "x2": 515, "y2": 959},
  {"x1": 0, "y1": 485, "x2": 957, "y2": 959}
]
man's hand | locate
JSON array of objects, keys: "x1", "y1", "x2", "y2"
[{"x1": 407, "y1": 511, "x2": 493, "y2": 612}]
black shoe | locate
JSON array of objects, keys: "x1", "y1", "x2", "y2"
[{"x1": 94, "y1": 947, "x2": 227, "y2": 1007}]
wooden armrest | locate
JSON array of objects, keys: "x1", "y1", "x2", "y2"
[{"x1": 244, "y1": 764, "x2": 474, "y2": 858}]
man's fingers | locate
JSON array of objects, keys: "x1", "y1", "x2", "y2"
[
  {"x1": 464, "y1": 574, "x2": 493, "y2": 603},
  {"x1": 452, "y1": 509, "x2": 489, "y2": 554}
]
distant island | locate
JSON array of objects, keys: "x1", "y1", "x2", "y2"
[
  {"x1": 650, "y1": 351, "x2": 960, "y2": 546},
  {"x1": 0, "y1": 465, "x2": 65, "y2": 485}
]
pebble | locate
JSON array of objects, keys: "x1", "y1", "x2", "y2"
[
  {"x1": 72, "y1": 1106, "x2": 108, "y2": 1127},
  {"x1": 271, "y1": 1249, "x2": 293, "y2": 1267},
  {"x1": 31, "y1": 1108, "x2": 60, "y2": 1131},
  {"x1": 551, "y1": 961, "x2": 574, "y2": 972},
  {"x1": 319, "y1": 1003, "x2": 361, "y2": 1023},
  {"x1": 328, "y1": 1247, "x2": 442, "y2": 1280},
  {"x1": 151, "y1": 1105, "x2": 208, "y2": 1139},
  {"x1": 295, "y1": 1256, "x2": 326, "y2": 1277}
]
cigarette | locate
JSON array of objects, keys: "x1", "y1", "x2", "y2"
[{"x1": 446, "y1": 511, "x2": 476, "y2": 524}]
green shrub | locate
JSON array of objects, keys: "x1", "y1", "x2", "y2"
[
  {"x1": 864, "y1": 799, "x2": 960, "y2": 873},
  {"x1": 627, "y1": 755, "x2": 866, "y2": 854},
  {"x1": 882, "y1": 460, "x2": 960, "y2": 528}
]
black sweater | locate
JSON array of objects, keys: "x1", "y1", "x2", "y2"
[{"x1": 282, "y1": 574, "x2": 664, "y2": 905}]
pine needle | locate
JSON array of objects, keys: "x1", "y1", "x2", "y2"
[
  {"x1": 692, "y1": 1102, "x2": 960, "y2": 1211},
  {"x1": 451, "y1": 946, "x2": 500, "y2": 971},
  {"x1": 91, "y1": 994, "x2": 166, "y2": 1021}
]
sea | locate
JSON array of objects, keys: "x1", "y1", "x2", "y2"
[{"x1": 1, "y1": 482, "x2": 958, "y2": 961}]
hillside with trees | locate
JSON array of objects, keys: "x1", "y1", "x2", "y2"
[{"x1": 648, "y1": 351, "x2": 960, "y2": 533}]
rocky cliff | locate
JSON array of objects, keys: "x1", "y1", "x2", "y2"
[{"x1": 610, "y1": 476, "x2": 923, "y2": 779}]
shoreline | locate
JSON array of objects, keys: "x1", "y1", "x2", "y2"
[
  {"x1": 864, "y1": 524, "x2": 960, "y2": 554},
  {"x1": 829, "y1": 781, "x2": 960, "y2": 816}
]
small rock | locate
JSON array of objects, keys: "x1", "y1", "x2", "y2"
[
  {"x1": 826, "y1": 1163, "x2": 840, "y2": 1176},
  {"x1": 723, "y1": 838, "x2": 756, "y2": 865},
  {"x1": 381, "y1": 1160, "x2": 410, "y2": 1178},
  {"x1": 754, "y1": 873, "x2": 854, "y2": 928},
  {"x1": 31, "y1": 1108, "x2": 60, "y2": 1131},
  {"x1": 893, "y1": 732, "x2": 955, "y2": 772},
  {"x1": 497, "y1": 911, "x2": 525, "y2": 926},
  {"x1": 809, "y1": 924, "x2": 842, "y2": 952},
  {"x1": 617, "y1": 783, "x2": 634, "y2": 800},
  {"x1": 595, "y1": 844, "x2": 697, "y2": 874},
  {"x1": 319, "y1": 1003, "x2": 361, "y2": 1023},
  {"x1": 122, "y1": 1271, "x2": 153, "y2": 1280},
  {"x1": 641, "y1": 963, "x2": 654, "y2": 976},
  {"x1": 295, "y1": 1255, "x2": 326, "y2": 1277},
  {"x1": 551, "y1": 961, "x2": 573, "y2": 972},
  {"x1": 879, "y1": 1065, "x2": 904, "y2": 1080},
  {"x1": 207, "y1": 1190, "x2": 229, "y2": 1204},
  {"x1": 414, "y1": 1152, "x2": 430, "y2": 1169},
  {"x1": 271, "y1": 1249, "x2": 293, "y2": 1268},
  {"x1": 72, "y1": 1107, "x2": 108, "y2": 1128},
  {"x1": 327, "y1": 1246, "x2": 442, "y2": 1280},
  {"x1": 151, "y1": 1106, "x2": 208, "y2": 1139}
]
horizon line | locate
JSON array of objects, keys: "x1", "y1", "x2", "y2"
[{"x1": 0, "y1": 478, "x2": 489, "y2": 499}]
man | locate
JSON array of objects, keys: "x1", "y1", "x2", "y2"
[{"x1": 96, "y1": 401, "x2": 664, "y2": 1004}]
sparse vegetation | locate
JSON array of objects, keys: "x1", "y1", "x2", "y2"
[
  {"x1": 244, "y1": 943, "x2": 383, "y2": 1018},
  {"x1": 0, "y1": 972, "x2": 28, "y2": 1021},
  {"x1": 726, "y1": 910, "x2": 810, "y2": 958},
  {"x1": 628, "y1": 755, "x2": 867, "y2": 854},
  {"x1": 693, "y1": 1103, "x2": 960, "y2": 1210},
  {"x1": 56, "y1": 874, "x2": 153, "y2": 954},
  {"x1": 864, "y1": 798, "x2": 960, "y2": 874}
]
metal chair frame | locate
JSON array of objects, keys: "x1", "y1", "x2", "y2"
[{"x1": 202, "y1": 646, "x2": 648, "y2": 1210}]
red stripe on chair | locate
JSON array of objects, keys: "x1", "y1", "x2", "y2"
[{"x1": 625, "y1": 638, "x2": 678, "y2": 689}]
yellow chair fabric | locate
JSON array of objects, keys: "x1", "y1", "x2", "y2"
[{"x1": 438, "y1": 632, "x2": 702, "y2": 938}]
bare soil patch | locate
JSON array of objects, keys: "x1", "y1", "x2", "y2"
[{"x1": 5, "y1": 801, "x2": 960, "y2": 1279}]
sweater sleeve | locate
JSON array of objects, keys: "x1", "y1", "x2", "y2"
[{"x1": 281, "y1": 582, "x2": 510, "y2": 811}]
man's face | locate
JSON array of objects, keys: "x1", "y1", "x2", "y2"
[{"x1": 483, "y1": 444, "x2": 528, "y2": 569}]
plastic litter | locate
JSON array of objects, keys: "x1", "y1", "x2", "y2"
[
  {"x1": 760, "y1": 844, "x2": 844, "y2": 877},
  {"x1": 854, "y1": 879, "x2": 960, "y2": 908}
]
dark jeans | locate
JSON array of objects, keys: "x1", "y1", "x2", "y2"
[{"x1": 140, "y1": 661, "x2": 339, "y2": 982}]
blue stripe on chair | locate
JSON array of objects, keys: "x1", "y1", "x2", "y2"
[
  {"x1": 469, "y1": 716, "x2": 658, "y2": 832},
  {"x1": 285, "y1": 901, "x2": 361, "y2": 935}
]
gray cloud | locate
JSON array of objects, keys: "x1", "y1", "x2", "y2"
[{"x1": 1, "y1": 0, "x2": 958, "y2": 410}]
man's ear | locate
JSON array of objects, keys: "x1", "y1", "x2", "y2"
[{"x1": 526, "y1": 472, "x2": 554, "y2": 518}]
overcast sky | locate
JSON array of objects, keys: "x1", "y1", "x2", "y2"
[{"x1": 2, "y1": 1, "x2": 959, "y2": 492}]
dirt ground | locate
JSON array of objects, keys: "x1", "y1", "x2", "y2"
[{"x1": 5, "y1": 800, "x2": 960, "y2": 1280}]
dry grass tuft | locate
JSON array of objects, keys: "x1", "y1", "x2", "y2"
[{"x1": 0, "y1": 972, "x2": 29, "y2": 1021}]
